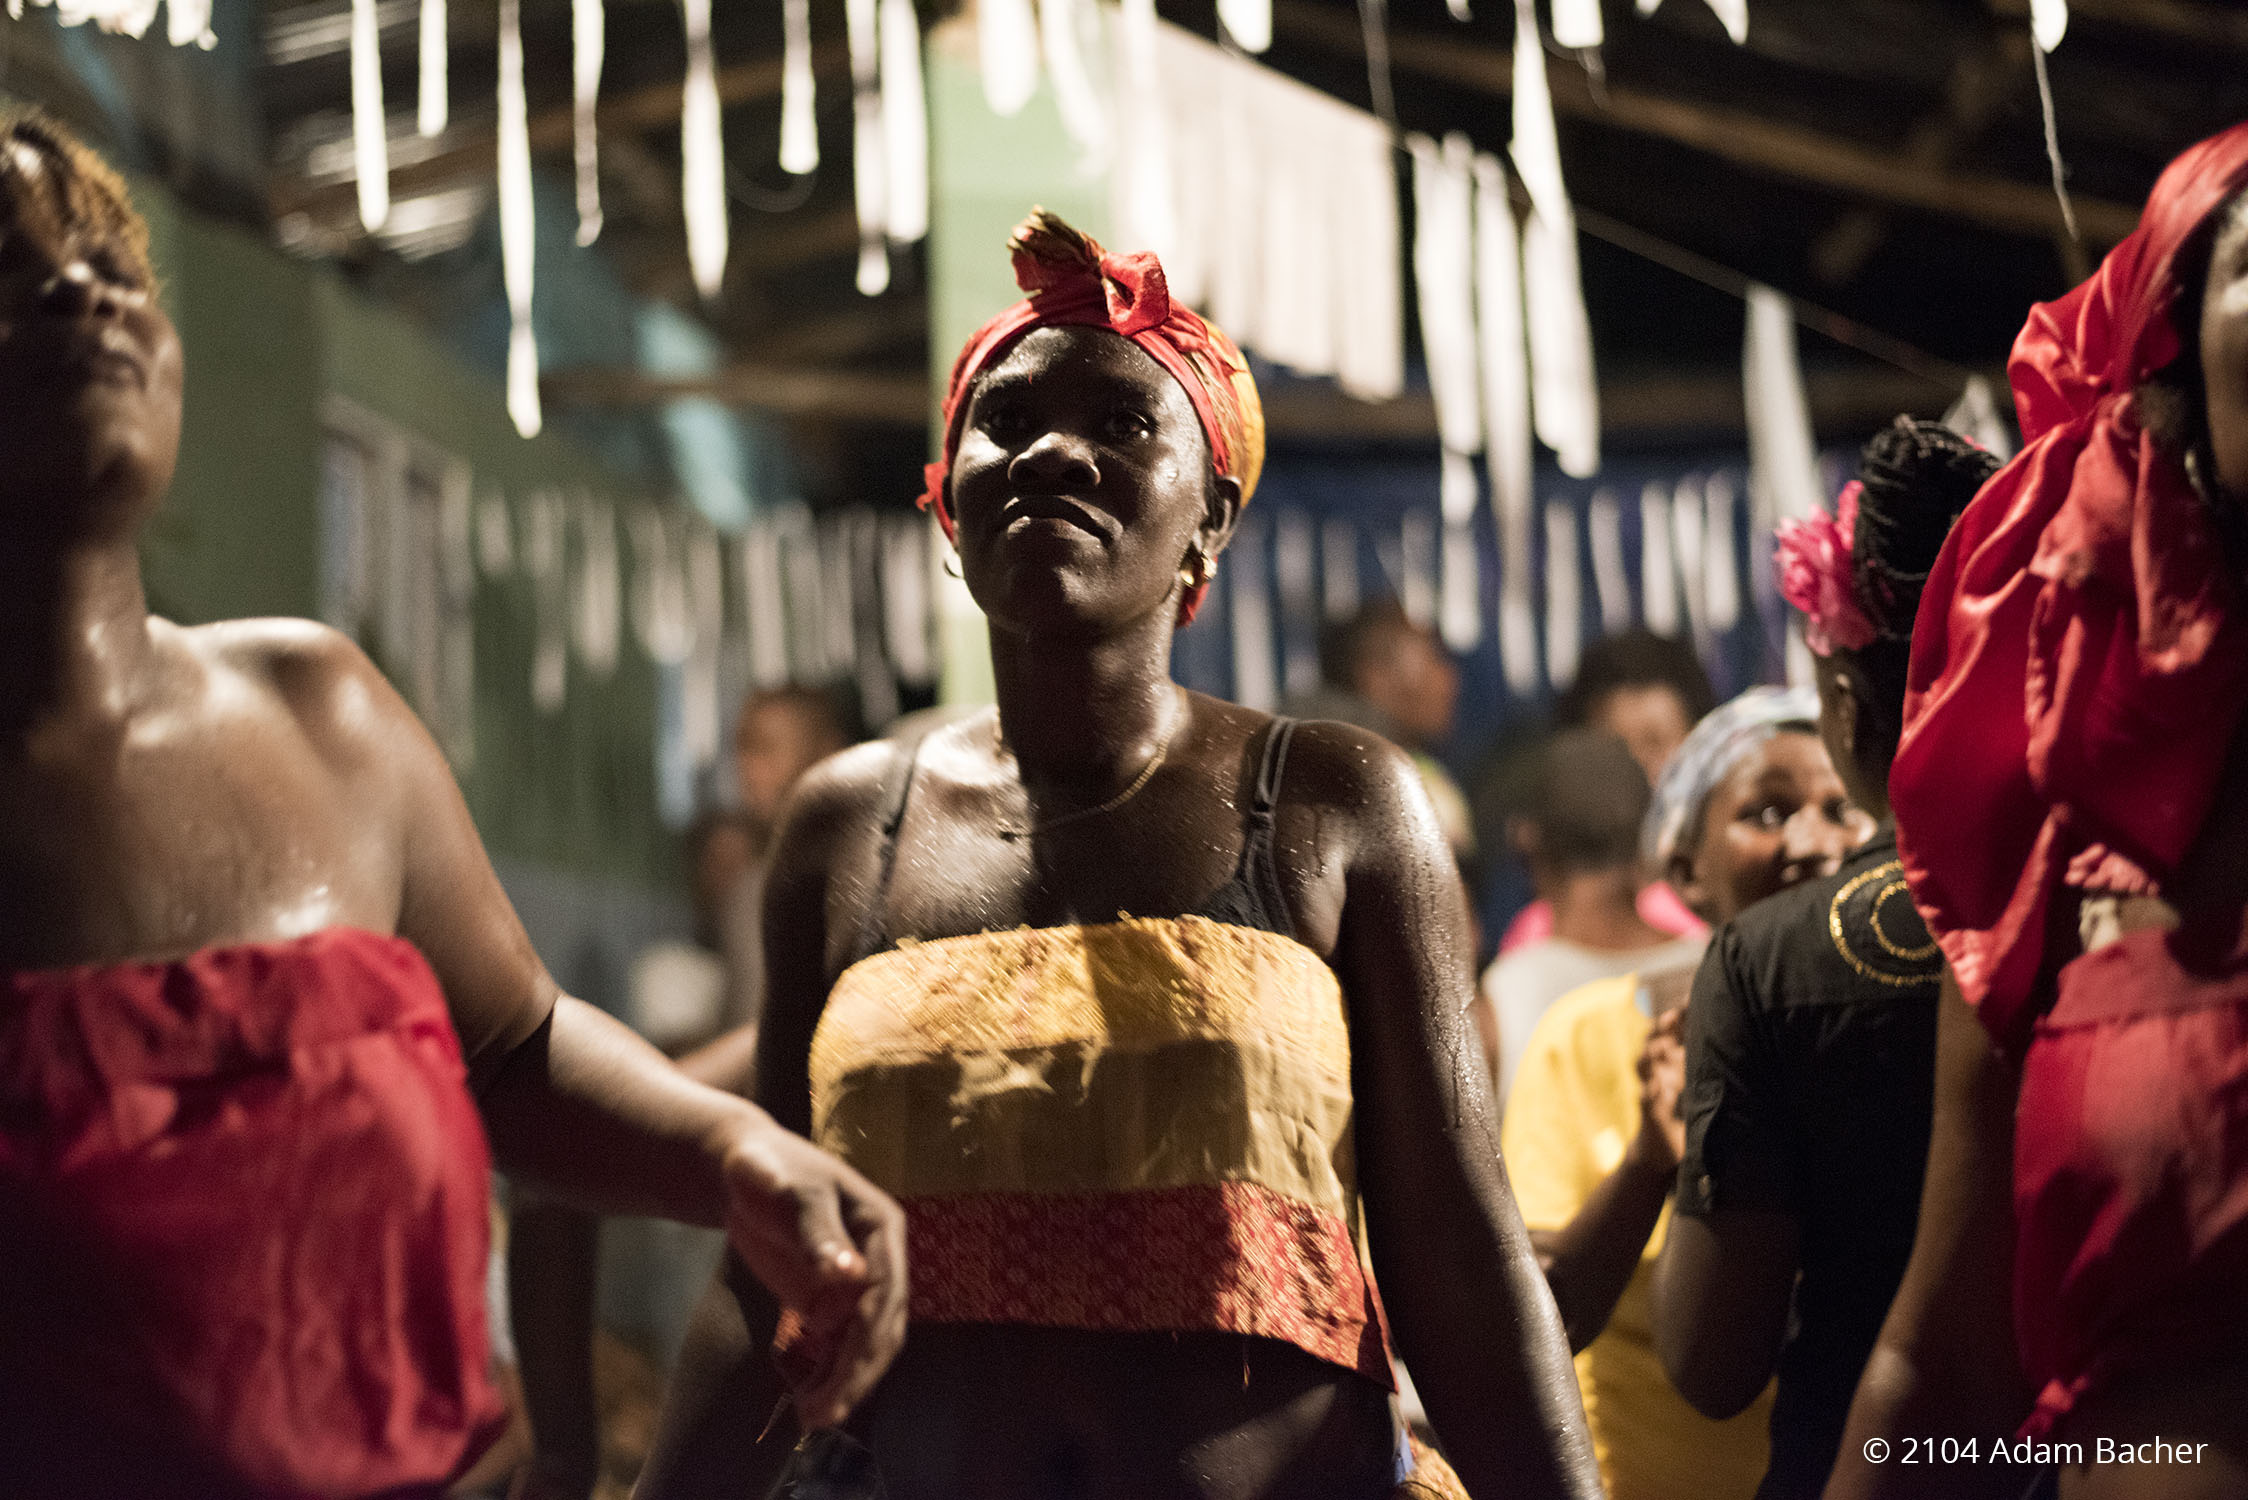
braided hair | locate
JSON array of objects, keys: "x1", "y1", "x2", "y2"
[{"x1": 1843, "y1": 416, "x2": 2002, "y2": 750}]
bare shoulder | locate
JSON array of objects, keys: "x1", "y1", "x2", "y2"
[
  {"x1": 1277, "y1": 716, "x2": 1429, "y2": 816},
  {"x1": 177, "y1": 616, "x2": 425, "y2": 770}
]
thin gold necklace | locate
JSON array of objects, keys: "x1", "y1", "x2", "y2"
[{"x1": 995, "y1": 694, "x2": 1183, "y2": 842}]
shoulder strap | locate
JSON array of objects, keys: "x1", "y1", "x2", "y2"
[{"x1": 1248, "y1": 717, "x2": 1299, "y2": 828}]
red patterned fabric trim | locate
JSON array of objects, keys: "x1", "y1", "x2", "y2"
[{"x1": 902, "y1": 1181, "x2": 1394, "y2": 1386}]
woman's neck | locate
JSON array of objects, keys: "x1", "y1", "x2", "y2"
[
  {"x1": 986, "y1": 607, "x2": 1182, "y2": 796},
  {"x1": 0, "y1": 538, "x2": 158, "y2": 740},
  {"x1": 1545, "y1": 867, "x2": 1671, "y2": 953}
]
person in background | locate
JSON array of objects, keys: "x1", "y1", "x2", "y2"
[
  {"x1": 1652, "y1": 419, "x2": 2005, "y2": 1500},
  {"x1": 1829, "y1": 125, "x2": 2248, "y2": 1500},
  {"x1": 1502, "y1": 686, "x2": 1875, "y2": 1500},
  {"x1": 512, "y1": 686, "x2": 858, "y2": 1500},
  {"x1": 0, "y1": 109, "x2": 903, "y2": 1500},
  {"x1": 1494, "y1": 628, "x2": 1717, "y2": 957},
  {"x1": 1476, "y1": 727, "x2": 1706, "y2": 1112},
  {"x1": 1283, "y1": 597, "x2": 1475, "y2": 866}
]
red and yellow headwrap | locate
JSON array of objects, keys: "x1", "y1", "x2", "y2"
[{"x1": 920, "y1": 209, "x2": 1266, "y2": 625}]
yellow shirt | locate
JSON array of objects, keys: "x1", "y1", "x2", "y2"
[{"x1": 1502, "y1": 975, "x2": 1774, "y2": 1500}]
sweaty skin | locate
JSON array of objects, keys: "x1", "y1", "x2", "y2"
[
  {"x1": 639, "y1": 325, "x2": 1602, "y2": 1500},
  {"x1": 0, "y1": 124, "x2": 905, "y2": 1442}
]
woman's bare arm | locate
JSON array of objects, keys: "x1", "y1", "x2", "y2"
[
  {"x1": 1307, "y1": 726, "x2": 1602, "y2": 1500},
  {"x1": 1823, "y1": 971, "x2": 2030, "y2": 1500}
]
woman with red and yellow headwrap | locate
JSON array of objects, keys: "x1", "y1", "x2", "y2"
[
  {"x1": 640, "y1": 212, "x2": 1600, "y2": 1500},
  {"x1": 1828, "y1": 125, "x2": 2248, "y2": 1500}
]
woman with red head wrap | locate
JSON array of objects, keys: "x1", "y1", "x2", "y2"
[
  {"x1": 641, "y1": 211, "x2": 1600, "y2": 1500},
  {"x1": 1828, "y1": 125, "x2": 2248, "y2": 1500}
]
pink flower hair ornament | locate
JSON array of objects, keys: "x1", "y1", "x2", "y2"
[{"x1": 1774, "y1": 480, "x2": 1878, "y2": 655}]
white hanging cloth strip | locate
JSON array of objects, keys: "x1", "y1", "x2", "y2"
[
  {"x1": 1322, "y1": 518, "x2": 1361, "y2": 622},
  {"x1": 1635, "y1": 0, "x2": 1747, "y2": 44},
  {"x1": 1444, "y1": 0, "x2": 1471, "y2": 19},
  {"x1": 1639, "y1": 481, "x2": 1680, "y2": 636},
  {"x1": 19, "y1": 0, "x2": 154, "y2": 34},
  {"x1": 1228, "y1": 515, "x2": 1279, "y2": 712},
  {"x1": 775, "y1": 506, "x2": 828, "y2": 679},
  {"x1": 1544, "y1": 501, "x2": 1582, "y2": 691},
  {"x1": 1398, "y1": 511, "x2": 1438, "y2": 632},
  {"x1": 523, "y1": 490, "x2": 568, "y2": 712},
  {"x1": 779, "y1": 0, "x2": 819, "y2": 173},
  {"x1": 1439, "y1": 450, "x2": 1483, "y2": 652},
  {"x1": 571, "y1": 494, "x2": 622, "y2": 678},
  {"x1": 681, "y1": 0, "x2": 729, "y2": 300},
  {"x1": 1586, "y1": 487, "x2": 1631, "y2": 634},
  {"x1": 1743, "y1": 284, "x2": 1824, "y2": 536},
  {"x1": 742, "y1": 522, "x2": 791, "y2": 690},
  {"x1": 880, "y1": 0, "x2": 928, "y2": 244},
  {"x1": 819, "y1": 518, "x2": 858, "y2": 680},
  {"x1": 1944, "y1": 374, "x2": 2017, "y2": 460},
  {"x1": 1041, "y1": 0, "x2": 1111, "y2": 168},
  {"x1": 166, "y1": 0, "x2": 211, "y2": 48},
  {"x1": 475, "y1": 489, "x2": 514, "y2": 578},
  {"x1": 1115, "y1": 0, "x2": 1177, "y2": 264},
  {"x1": 1274, "y1": 510, "x2": 1322, "y2": 696},
  {"x1": 1670, "y1": 473, "x2": 1711, "y2": 658},
  {"x1": 845, "y1": 0, "x2": 889, "y2": 295},
  {"x1": 1473, "y1": 151, "x2": 1538, "y2": 696},
  {"x1": 351, "y1": 0, "x2": 389, "y2": 231},
  {"x1": 881, "y1": 515, "x2": 935, "y2": 687},
  {"x1": 498, "y1": 0, "x2": 540, "y2": 437},
  {"x1": 1217, "y1": 0, "x2": 1270, "y2": 53},
  {"x1": 979, "y1": 0, "x2": 1040, "y2": 118},
  {"x1": 573, "y1": 0, "x2": 606, "y2": 246},
  {"x1": 1409, "y1": 134, "x2": 1482, "y2": 456},
  {"x1": 685, "y1": 527, "x2": 725, "y2": 768},
  {"x1": 1702, "y1": 469, "x2": 1741, "y2": 633},
  {"x1": 1552, "y1": 0, "x2": 1602, "y2": 50},
  {"x1": 2028, "y1": 3, "x2": 2078, "y2": 245},
  {"x1": 1511, "y1": 0, "x2": 1600, "y2": 478},
  {"x1": 418, "y1": 0, "x2": 448, "y2": 136}
]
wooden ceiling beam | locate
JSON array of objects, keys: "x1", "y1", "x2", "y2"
[{"x1": 1273, "y1": 1, "x2": 2141, "y2": 244}]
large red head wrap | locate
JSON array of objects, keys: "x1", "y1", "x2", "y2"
[
  {"x1": 919, "y1": 210, "x2": 1265, "y2": 626},
  {"x1": 1891, "y1": 123, "x2": 2248, "y2": 1050}
]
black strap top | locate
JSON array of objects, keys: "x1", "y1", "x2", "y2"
[{"x1": 848, "y1": 716, "x2": 1302, "y2": 966}]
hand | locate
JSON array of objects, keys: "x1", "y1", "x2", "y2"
[
  {"x1": 714, "y1": 1116, "x2": 910, "y2": 1431},
  {"x1": 1635, "y1": 1004, "x2": 1688, "y2": 1173}
]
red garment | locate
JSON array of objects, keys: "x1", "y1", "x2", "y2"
[
  {"x1": 919, "y1": 211, "x2": 1266, "y2": 626},
  {"x1": 0, "y1": 928, "x2": 506, "y2": 1499},
  {"x1": 1891, "y1": 123, "x2": 2248, "y2": 1053},
  {"x1": 2014, "y1": 930, "x2": 2248, "y2": 1434}
]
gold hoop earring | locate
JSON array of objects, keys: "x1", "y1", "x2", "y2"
[
  {"x1": 1179, "y1": 549, "x2": 1212, "y2": 590},
  {"x1": 943, "y1": 550, "x2": 964, "y2": 581}
]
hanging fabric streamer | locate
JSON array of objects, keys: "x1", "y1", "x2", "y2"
[
  {"x1": 780, "y1": 0, "x2": 819, "y2": 173},
  {"x1": 1639, "y1": 480, "x2": 1680, "y2": 636},
  {"x1": 418, "y1": 0, "x2": 448, "y2": 136},
  {"x1": 1438, "y1": 450, "x2": 1482, "y2": 652},
  {"x1": 1511, "y1": 0, "x2": 1600, "y2": 478},
  {"x1": 1322, "y1": 518, "x2": 1361, "y2": 622},
  {"x1": 1743, "y1": 284, "x2": 1824, "y2": 534},
  {"x1": 166, "y1": 0, "x2": 212, "y2": 48},
  {"x1": 845, "y1": 0, "x2": 890, "y2": 295},
  {"x1": 685, "y1": 527, "x2": 725, "y2": 768},
  {"x1": 1943, "y1": 374, "x2": 2016, "y2": 459},
  {"x1": 1409, "y1": 134, "x2": 1482, "y2": 456},
  {"x1": 570, "y1": 494, "x2": 622, "y2": 678},
  {"x1": 475, "y1": 490, "x2": 514, "y2": 579},
  {"x1": 1217, "y1": 0, "x2": 1270, "y2": 53},
  {"x1": 680, "y1": 0, "x2": 729, "y2": 300},
  {"x1": 630, "y1": 509, "x2": 695, "y2": 665},
  {"x1": 1041, "y1": 0, "x2": 1110, "y2": 166},
  {"x1": 1398, "y1": 511, "x2": 1438, "y2": 632},
  {"x1": 1473, "y1": 152, "x2": 1538, "y2": 696},
  {"x1": 1273, "y1": 510, "x2": 1322, "y2": 696},
  {"x1": 2028, "y1": 2, "x2": 2078, "y2": 246},
  {"x1": 1116, "y1": 0, "x2": 1176, "y2": 259},
  {"x1": 1445, "y1": 0, "x2": 1471, "y2": 20},
  {"x1": 1702, "y1": 469, "x2": 1741, "y2": 633},
  {"x1": 880, "y1": 0, "x2": 928, "y2": 244},
  {"x1": 742, "y1": 523, "x2": 791, "y2": 690},
  {"x1": 1635, "y1": 0, "x2": 1746, "y2": 44},
  {"x1": 1544, "y1": 501, "x2": 1581, "y2": 691},
  {"x1": 573, "y1": 0, "x2": 606, "y2": 246},
  {"x1": 881, "y1": 515, "x2": 935, "y2": 687},
  {"x1": 1229, "y1": 515, "x2": 1279, "y2": 712},
  {"x1": 1586, "y1": 487, "x2": 1631, "y2": 633},
  {"x1": 819, "y1": 518, "x2": 858, "y2": 677},
  {"x1": 498, "y1": 0, "x2": 539, "y2": 437},
  {"x1": 523, "y1": 490, "x2": 568, "y2": 712},
  {"x1": 980, "y1": 0, "x2": 1040, "y2": 118},
  {"x1": 1552, "y1": 0, "x2": 1602, "y2": 50},
  {"x1": 350, "y1": 0, "x2": 389, "y2": 231},
  {"x1": 1669, "y1": 473, "x2": 1710, "y2": 657}
]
